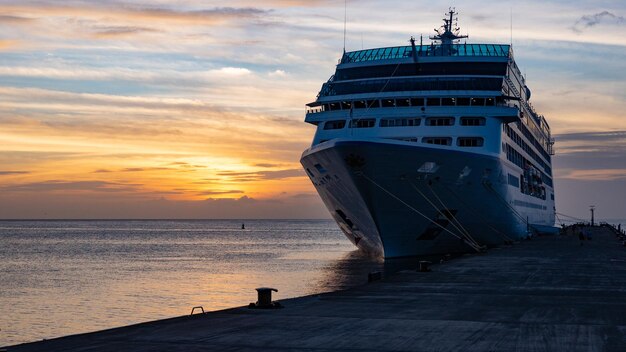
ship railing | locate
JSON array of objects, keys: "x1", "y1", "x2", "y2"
[
  {"x1": 306, "y1": 106, "x2": 323, "y2": 114},
  {"x1": 340, "y1": 44, "x2": 511, "y2": 64}
]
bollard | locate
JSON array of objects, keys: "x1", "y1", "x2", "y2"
[
  {"x1": 256, "y1": 287, "x2": 277, "y2": 308},
  {"x1": 418, "y1": 260, "x2": 432, "y2": 272},
  {"x1": 190, "y1": 306, "x2": 205, "y2": 316}
]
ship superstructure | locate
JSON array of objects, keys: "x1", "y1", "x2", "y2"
[{"x1": 301, "y1": 9, "x2": 556, "y2": 258}]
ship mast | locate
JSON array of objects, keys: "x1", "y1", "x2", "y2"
[{"x1": 429, "y1": 8, "x2": 468, "y2": 45}]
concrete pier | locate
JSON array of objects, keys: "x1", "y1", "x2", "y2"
[{"x1": 7, "y1": 225, "x2": 626, "y2": 351}]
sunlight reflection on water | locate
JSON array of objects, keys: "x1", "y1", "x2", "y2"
[{"x1": 0, "y1": 220, "x2": 385, "y2": 346}]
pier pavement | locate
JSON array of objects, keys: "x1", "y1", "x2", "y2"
[{"x1": 7, "y1": 225, "x2": 626, "y2": 351}]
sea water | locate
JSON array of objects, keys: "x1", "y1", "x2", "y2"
[{"x1": 0, "y1": 220, "x2": 382, "y2": 346}]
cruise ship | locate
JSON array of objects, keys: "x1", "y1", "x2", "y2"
[{"x1": 300, "y1": 10, "x2": 556, "y2": 258}]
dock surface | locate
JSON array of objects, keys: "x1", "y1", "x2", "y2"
[{"x1": 8, "y1": 226, "x2": 626, "y2": 351}]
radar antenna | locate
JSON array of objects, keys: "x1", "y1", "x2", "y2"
[{"x1": 429, "y1": 8, "x2": 468, "y2": 45}]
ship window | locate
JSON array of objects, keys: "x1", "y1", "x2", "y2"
[
  {"x1": 380, "y1": 118, "x2": 421, "y2": 127},
  {"x1": 426, "y1": 98, "x2": 441, "y2": 106},
  {"x1": 381, "y1": 99, "x2": 395, "y2": 107},
  {"x1": 457, "y1": 98, "x2": 470, "y2": 106},
  {"x1": 341, "y1": 101, "x2": 352, "y2": 110},
  {"x1": 314, "y1": 163, "x2": 326, "y2": 173},
  {"x1": 471, "y1": 98, "x2": 485, "y2": 106},
  {"x1": 396, "y1": 98, "x2": 411, "y2": 107},
  {"x1": 507, "y1": 173, "x2": 519, "y2": 187},
  {"x1": 366, "y1": 99, "x2": 380, "y2": 108},
  {"x1": 441, "y1": 97, "x2": 456, "y2": 106},
  {"x1": 323, "y1": 104, "x2": 330, "y2": 111},
  {"x1": 457, "y1": 137, "x2": 484, "y2": 147},
  {"x1": 329, "y1": 102, "x2": 341, "y2": 111},
  {"x1": 460, "y1": 117, "x2": 486, "y2": 126},
  {"x1": 353, "y1": 100, "x2": 367, "y2": 109},
  {"x1": 350, "y1": 119, "x2": 376, "y2": 128},
  {"x1": 323, "y1": 120, "x2": 346, "y2": 130},
  {"x1": 426, "y1": 117, "x2": 455, "y2": 126},
  {"x1": 486, "y1": 97, "x2": 495, "y2": 106},
  {"x1": 410, "y1": 98, "x2": 424, "y2": 106},
  {"x1": 423, "y1": 137, "x2": 452, "y2": 146}
]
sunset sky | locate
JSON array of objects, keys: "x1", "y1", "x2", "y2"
[{"x1": 0, "y1": 0, "x2": 624, "y2": 220}]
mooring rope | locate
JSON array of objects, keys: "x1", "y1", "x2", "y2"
[
  {"x1": 482, "y1": 181, "x2": 534, "y2": 233},
  {"x1": 441, "y1": 184, "x2": 515, "y2": 242},
  {"x1": 358, "y1": 172, "x2": 483, "y2": 252},
  {"x1": 407, "y1": 181, "x2": 482, "y2": 249},
  {"x1": 425, "y1": 182, "x2": 483, "y2": 247}
]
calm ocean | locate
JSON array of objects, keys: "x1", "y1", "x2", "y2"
[{"x1": 0, "y1": 220, "x2": 383, "y2": 347}]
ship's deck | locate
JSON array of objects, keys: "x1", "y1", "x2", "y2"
[{"x1": 8, "y1": 225, "x2": 626, "y2": 351}]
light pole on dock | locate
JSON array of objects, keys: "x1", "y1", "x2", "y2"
[{"x1": 589, "y1": 205, "x2": 595, "y2": 226}]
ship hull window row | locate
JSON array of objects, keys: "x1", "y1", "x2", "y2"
[
  {"x1": 426, "y1": 117, "x2": 455, "y2": 126},
  {"x1": 334, "y1": 62, "x2": 509, "y2": 81},
  {"x1": 319, "y1": 77, "x2": 503, "y2": 97},
  {"x1": 423, "y1": 137, "x2": 452, "y2": 146},
  {"x1": 457, "y1": 137, "x2": 484, "y2": 147},
  {"x1": 321, "y1": 117, "x2": 488, "y2": 128},
  {"x1": 323, "y1": 120, "x2": 346, "y2": 130},
  {"x1": 313, "y1": 96, "x2": 501, "y2": 113},
  {"x1": 519, "y1": 122, "x2": 551, "y2": 162},
  {"x1": 380, "y1": 118, "x2": 421, "y2": 127},
  {"x1": 504, "y1": 124, "x2": 551, "y2": 175},
  {"x1": 460, "y1": 117, "x2": 486, "y2": 126},
  {"x1": 350, "y1": 119, "x2": 376, "y2": 128},
  {"x1": 381, "y1": 135, "x2": 488, "y2": 148},
  {"x1": 505, "y1": 143, "x2": 553, "y2": 188}
]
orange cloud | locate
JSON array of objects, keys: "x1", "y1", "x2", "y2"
[
  {"x1": 0, "y1": 39, "x2": 17, "y2": 50},
  {"x1": 0, "y1": 4, "x2": 268, "y2": 25},
  {"x1": 559, "y1": 169, "x2": 626, "y2": 181}
]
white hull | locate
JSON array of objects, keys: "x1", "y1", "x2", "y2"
[{"x1": 301, "y1": 139, "x2": 555, "y2": 258}]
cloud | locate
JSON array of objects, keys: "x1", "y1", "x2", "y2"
[
  {"x1": 209, "y1": 67, "x2": 252, "y2": 76},
  {"x1": 130, "y1": 6, "x2": 267, "y2": 24},
  {"x1": 572, "y1": 11, "x2": 625, "y2": 33},
  {"x1": 0, "y1": 15, "x2": 34, "y2": 24},
  {"x1": 92, "y1": 26, "x2": 159, "y2": 38},
  {"x1": 0, "y1": 39, "x2": 17, "y2": 51},
  {"x1": 253, "y1": 163, "x2": 282, "y2": 168},
  {"x1": 0, "y1": 4, "x2": 268, "y2": 25},
  {"x1": 554, "y1": 130, "x2": 626, "y2": 143},
  {"x1": 0, "y1": 180, "x2": 142, "y2": 193},
  {"x1": 0, "y1": 193, "x2": 330, "y2": 219},
  {"x1": 554, "y1": 130, "x2": 626, "y2": 157},
  {"x1": 559, "y1": 169, "x2": 626, "y2": 181},
  {"x1": 289, "y1": 192, "x2": 319, "y2": 199},
  {"x1": 121, "y1": 167, "x2": 171, "y2": 172},
  {"x1": 197, "y1": 189, "x2": 244, "y2": 196},
  {"x1": 268, "y1": 69, "x2": 287, "y2": 77},
  {"x1": 552, "y1": 129, "x2": 626, "y2": 182},
  {"x1": 217, "y1": 168, "x2": 304, "y2": 181},
  {"x1": 0, "y1": 170, "x2": 30, "y2": 175}
]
